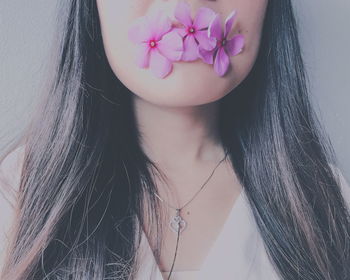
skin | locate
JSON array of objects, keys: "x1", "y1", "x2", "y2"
[{"x1": 96, "y1": 0, "x2": 268, "y2": 273}]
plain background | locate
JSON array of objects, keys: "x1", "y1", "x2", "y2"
[{"x1": 0, "y1": 0, "x2": 349, "y2": 181}]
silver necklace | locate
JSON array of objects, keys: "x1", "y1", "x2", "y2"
[{"x1": 153, "y1": 150, "x2": 229, "y2": 279}]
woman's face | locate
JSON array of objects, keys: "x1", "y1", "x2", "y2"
[{"x1": 96, "y1": 0, "x2": 268, "y2": 107}]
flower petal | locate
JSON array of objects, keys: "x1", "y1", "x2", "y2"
[
  {"x1": 224, "y1": 10, "x2": 237, "y2": 38},
  {"x1": 171, "y1": 27, "x2": 188, "y2": 38},
  {"x1": 149, "y1": 49, "x2": 173, "y2": 78},
  {"x1": 208, "y1": 14, "x2": 222, "y2": 40},
  {"x1": 157, "y1": 30, "x2": 184, "y2": 61},
  {"x1": 225, "y1": 34, "x2": 244, "y2": 56},
  {"x1": 214, "y1": 47, "x2": 230, "y2": 76},
  {"x1": 174, "y1": 0, "x2": 193, "y2": 27},
  {"x1": 128, "y1": 17, "x2": 153, "y2": 43},
  {"x1": 149, "y1": 10, "x2": 172, "y2": 41},
  {"x1": 181, "y1": 35, "x2": 199, "y2": 61},
  {"x1": 135, "y1": 43, "x2": 151, "y2": 68},
  {"x1": 198, "y1": 46, "x2": 215, "y2": 65},
  {"x1": 194, "y1": 30, "x2": 217, "y2": 51},
  {"x1": 193, "y1": 7, "x2": 216, "y2": 30}
]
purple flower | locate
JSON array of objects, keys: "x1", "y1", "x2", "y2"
[
  {"x1": 173, "y1": 0, "x2": 217, "y2": 61},
  {"x1": 198, "y1": 10, "x2": 245, "y2": 77},
  {"x1": 128, "y1": 10, "x2": 184, "y2": 79}
]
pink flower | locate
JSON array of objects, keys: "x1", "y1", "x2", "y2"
[
  {"x1": 173, "y1": 0, "x2": 217, "y2": 61},
  {"x1": 198, "y1": 10, "x2": 245, "y2": 77},
  {"x1": 128, "y1": 10, "x2": 184, "y2": 79}
]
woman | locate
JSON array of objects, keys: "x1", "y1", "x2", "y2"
[{"x1": 0, "y1": 0, "x2": 349, "y2": 279}]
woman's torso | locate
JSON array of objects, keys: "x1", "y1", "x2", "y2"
[{"x1": 133, "y1": 188, "x2": 281, "y2": 280}]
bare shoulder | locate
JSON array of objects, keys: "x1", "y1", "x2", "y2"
[
  {"x1": 329, "y1": 163, "x2": 350, "y2": 209},
  {"x1": 0, "y1": 144, "x2": 26, "y2": 268},
  {"x1": 0, "y1": 144, "x2": 25, "y2": 202}
]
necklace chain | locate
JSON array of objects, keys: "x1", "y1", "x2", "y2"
[
  {"x1": 154, "y1": 151, "x2": 228, "y2": 210},
  {"x1": 152, "y1": 149, "x2": 229, "y2": 280},
  {"x1": 153, "y1": 150, "x2": 229, "y2": 233}
]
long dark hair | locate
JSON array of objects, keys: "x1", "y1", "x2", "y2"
[{"x1": 1, "y1": 0, "x2": 349, "y2": 279}]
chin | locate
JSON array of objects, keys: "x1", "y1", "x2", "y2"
[{"x1": 110, "y1": 53, "x2": 247, "y2": 108}]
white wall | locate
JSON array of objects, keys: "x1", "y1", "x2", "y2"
[
  {"x1": 293, "y1": 0, "x2": 350, "y2": 179},
  {"x1": 0, "y1": 0, "x2": 57, "y2": 149}
]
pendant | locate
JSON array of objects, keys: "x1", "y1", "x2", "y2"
[{"x1": 169, "y1": 209, "x2": 186, "y2": 234}]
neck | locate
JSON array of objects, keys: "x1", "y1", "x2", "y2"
[{"x1": 132, "y1": 94, "x2": 226, "y2": 167}]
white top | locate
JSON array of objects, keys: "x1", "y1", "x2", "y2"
[{"x1": 133, "y1": 167, "x2": 350, "y2": 280}]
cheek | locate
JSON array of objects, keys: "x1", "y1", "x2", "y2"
[
  {"x1": 96, "y1": 0, "x2": 268, "y2": 107},
  {"x1": 226, "y1": 0, "x2": 268, "y2": 82},
  {"x1": 232, "y1": 0, "x2": 268, "y2": 62}
]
